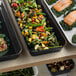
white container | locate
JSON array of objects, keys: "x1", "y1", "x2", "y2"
[
  {"x1": 33, "y1": 66, "x2": 38, "y2": 76},
  {"x1": 43, "y1": 0, "x2": 76, "y2": 46}
]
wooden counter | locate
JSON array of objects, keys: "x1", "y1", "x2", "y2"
[{"x1": 0, "y1": 43, "x2": 76, "y2": 73}]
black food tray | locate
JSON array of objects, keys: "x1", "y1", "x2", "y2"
[
  {"x1": 0, "y1": 1, "x2": 22, "y2": 61},
  {"x1": 4, "y1": 0, "x2": 66, "y2": 56},
  {"x1": 47, "y1": 59, "x2": 75, "y2": 76}
]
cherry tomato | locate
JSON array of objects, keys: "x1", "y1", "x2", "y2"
[
  {"x1": 31, "y1": 18, "x2": 35, "y2": 22},
  {"x1": 12, "y1": 3, "x2": 18, "y2": 8}
]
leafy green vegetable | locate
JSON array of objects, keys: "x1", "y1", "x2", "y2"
[
  {"x1": 60, "y1": 9, "x2": 76, "y2": 30},
  {"x1": 25, "y1": 3, "x2": 30, "y2": 7},
  {"x1": 16, "y1": 0, "x2": 24, "y2": 3},
  {"x1": 41, "y1": 19, "x2": 46, "y2": 24},
  {"x1": 23, "y1": 13, "x2": 27, "y2": 20},
  {"x1": 0, "y1": 68, "x2": 34, "y2": 76},
  {"x1": 0, "y1": 50, "x2": 8, "y2": 57},
  {"x1": 72, "y1": 35, "x2": 76, "y2": 44},
  {"x1": 0, "y1": 34, "x2": 5, "y2": 38},
  {"x1": 45, "y1": 27, "x2": 52, "y2": 31},
  {"x1": 60, "y1": 20, "x2": 76, "y2": 31},
  {"x1": 29, "y1": 29, "x2": 32, "y2": 36},
  {"x1": 64, "y1": 9, "x2": 76, "y2": 17},
  {"x1": 32, "y1": 2, "x2": 37, "y2": 8},
  {"x1": 46, "y1": 0, "x2": 58, "y2": 5},
  {"x1": 37, "y1": 12, "x2": 46, "y2": 15},
  {"x1": 0, "y1": 42, "x2": 1, "y2": 46},
  {"x1": 51, "y1": 0, "x2": 75, "y2": 17},
  {"x1": 20, "y1": 7, "x2": 25, "y2": 12},
  {"x1": 25, "y1": 23, "x2": 43, "y2": 27},
  {"x1": 54, "y1": 36, "x2": 59, "y2": 46}
]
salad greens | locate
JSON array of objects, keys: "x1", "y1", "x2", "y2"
[
  {"x1": 72, "y1": 35, "x2": 76, "y2": 44},
  {"x1": 0, "y1": 68, "x2": 34, "y2": 76},
  {"x1": 60, "y1": 21, "x2": 76, "y2": 30},
  {"x1": 51, "y1": 0, "x2": 75, "y2": 17},
  {"x1": 46, "y1": 0, "x2": 58, "y2": 5},
  {"x1": 10, "y1": 0, "x2": 60, "y2": 51}
]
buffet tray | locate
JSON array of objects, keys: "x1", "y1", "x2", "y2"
[
  {"x1": 42, "y1": 0, "x2": 76, "y2": 46},
  {"x1": 47, "y1": 59, "x2": 75, "y2": 76},
  {"x1": 0, "y1": 0, "x2": 22, "y2": 61},
  {"x1": 4, "y1": 0, "x2": 66, "y2": 56}
]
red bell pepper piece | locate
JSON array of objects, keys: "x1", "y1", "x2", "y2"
[
  {"x1": 21, "y1": 13, "x2": 25, "y2": 19},
  {"x1": 31, "y1": 18, "x2": 35, "y2": 22},
  {"x1": 36, "y1": 26, "x2": 45, "y2": 32}
]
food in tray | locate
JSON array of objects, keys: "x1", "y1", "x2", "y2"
[
  {"x1": 53, "y1": 0, "x2": 72, "y2": 12},
  {"x1": 0, "y1": 34, "x2": 10, "y2": 56},
  {"x1": 51, "y1": 0, "x2": 75, "y2": 17},
  {"x1": 0, "y1": 67, "x2": 34, "y2": 76},
  {"x1": 64, "y1": 11, "x2": 76, "y2": 26},
  {"x1": 0, "y1": 38, "x2": 8, "y2": 52},
  {"x1": 60, "y1": 9, "x2": 76, "y2": 30},
  {"x1": 47, "y1": 59, "x2": 74, "y2": 72},
  {"x1": 10, "y1": 0, "x2": 60, "y2": 51},
  {"x1": 72, "y1": 34, "x2": 76, "y2": 44}
]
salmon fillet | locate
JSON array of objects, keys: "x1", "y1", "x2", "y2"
[
  {"x1": 53, "y1": 0, "x2": 72, "y2": 12},
  {"x1": 64, "y1": 11, "x2": 76, "y2": 26}
]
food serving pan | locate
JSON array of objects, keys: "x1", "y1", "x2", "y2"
[
  {"x1": 0, "y1": 1, "x2": 22, "y2": 61},
  {"x1": 47, "y1": 59, "x2": 75, "y2": 76},
  {"x1": 42, "y1": 0, "x2": 76, "y2": 46},
  {"x1": 4, "y1": 0, "x2": 66, "y2": 56}
]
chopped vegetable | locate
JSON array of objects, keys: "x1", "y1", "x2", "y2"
[
  {"x1": 0, "y1": 67, "x2": 34, "y2": 76},
  {"x1": 15, "y1": 11, "x2": 20, "y2": 17},
  {"x1": 0, "y1": 33, "x2": 10, "y2": 56},
  {"x1": 10, "y1": 0, "x2": 59, "y2": 51},
  {"x1": 36, "y1": 26, "x2": 45, "y2": 32},
  {"x1": 48, "y1": 59, "x2": 74, "y2": 73}
]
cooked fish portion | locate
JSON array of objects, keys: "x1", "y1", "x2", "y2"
[
  {"x1": 0, "y1": 38, "x2": 8, "y2": 52},
  {"x1": 53, "y1": 0, "x2": 72, "y2": 12},
  {"x1": 64, "y1": 11, "x2": 76, "y2": 26}
]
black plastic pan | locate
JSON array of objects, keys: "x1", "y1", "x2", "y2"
[
  {"x1": 47, "y1": 59, "x2": 75, "y2": 76},
  {"x1": 0, "y1": 1, "x2": 22, "y2": 61},
  {"x1": 4, "y1": 0, "x2": 66, "y2": 56}
]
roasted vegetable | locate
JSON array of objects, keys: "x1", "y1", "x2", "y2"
[
  {"x1": 10, "y1": 0, "x2": 60, "y2": 51},
  {"x1": 47, "y1": 59, "x2": 74, "y2": 73}
]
